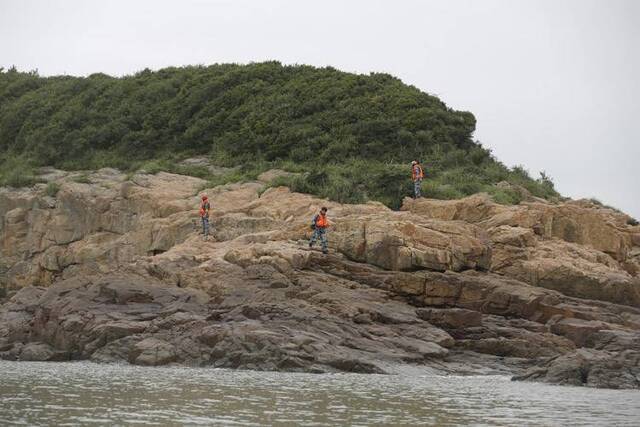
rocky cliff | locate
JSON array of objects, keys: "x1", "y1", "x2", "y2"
[{"x1": 1, "y1": 168, "x2": 639, "y2": 389}]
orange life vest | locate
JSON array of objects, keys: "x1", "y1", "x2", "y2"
[
  {"x1": 199, "y1": 199, "x2": 210, "y2": 217},
  {"x1": 412, "y1": 164, "x2": 424, "y2": 180},
  {"x1": 315, "y1": 213, "x2": 328, "y2": 228}
]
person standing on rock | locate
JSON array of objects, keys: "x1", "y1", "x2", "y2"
[
  {"x1": 199, "y1": 194, "x2": 211, "y2": 240},
  {"x1": 309, "y1": 207, "x2": 330, "y2": 254},
  {"x1": 411, "y1": 160, "x2": 424, "y2": 198}
]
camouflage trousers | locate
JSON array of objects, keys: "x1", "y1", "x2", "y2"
[
  {"x1": 309, "y1": 227, "x2": 328, "y2": 253},
  {"x1": 414, "y1": 179, "x2": 422, "y2": 198}
]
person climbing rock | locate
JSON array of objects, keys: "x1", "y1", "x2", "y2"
[
  {"x1": 309, "y1": 207, "x2": 330, "y2": 254},
  {"x1": 199, "y1": 194, "x2": 211, "y2": 240},
  {"x1": 411, "y1": 160, "x2": 424, "y2": 198}
]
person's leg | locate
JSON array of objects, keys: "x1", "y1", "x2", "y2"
[
  {"x1": 415, "y1": 179, "x2": 422, "y2": 198},
  {"x1": 203, "y1": 217, "x2": 209, "y2": 237},
  {"x1": 309, "y1": 228, "x2": 318, "y2": 247},
  {"x1": 320, "y1": 229, "x2": 328, "y2": 254}
]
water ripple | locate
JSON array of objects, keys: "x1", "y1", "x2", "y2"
[{"x1": 0, "y1": 361, "x2": 638, "y2": 426}]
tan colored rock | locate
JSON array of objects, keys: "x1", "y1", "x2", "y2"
[
  {"x1": 493, "y1": 239, "x2": 640, "y2": 306},
  {"x1": 333, "y1": 215, "x2": 491, "y2": 272},
  {"x1": 488, "y1": 225, "x2": 536, "y2": 247},
  {"x1": 402, "y1": 193, "x2": 640, "y2": 305},
  {"x1": 401, "y1": 193, "x2": 504, "y2": 222},
  {"x1": 2, "y1": 168, "x2": 640, "y2": 388},
  {"x1": 405, "y1": 194, "x2": 639, "y2": 264}
]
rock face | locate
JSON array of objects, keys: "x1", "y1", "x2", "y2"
[
  {"x1": 403, "y1": 195, "x2": 640, "y2": 306},
  {"x1": 1, "y1": 169, "x2": 639, "y2": 388}
]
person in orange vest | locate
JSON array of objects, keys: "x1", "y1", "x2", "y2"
[
  {"x1": 309, "y1": 207, "x2": 330, "y2": 254},
  {"x1": 411, "y1": 160, "x2": 425, "y2": 198},
  {"x1": 199, "y1": 194, "x2": 211, "y2": 240}
]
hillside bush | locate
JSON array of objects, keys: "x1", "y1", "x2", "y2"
[{"x1": 0, "y1": 63, "x2": 559, "y2": 206}]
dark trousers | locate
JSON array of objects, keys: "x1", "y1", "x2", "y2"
[{"x1": 201, "y1": 216, "x2": 209, "y2": 236}]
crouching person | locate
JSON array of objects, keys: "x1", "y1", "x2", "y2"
[{"x1": 309, "y1": 207, "x2": 330, "y2": 254}]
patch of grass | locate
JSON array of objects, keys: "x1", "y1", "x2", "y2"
[
  {"x1": 138, "y1": 158, "x2": 228, "y2": 180},
  {"x1": 588, "y1": 198, "x2": 623, "y2": 213},
  {"x1": 276, "y1": 159, "x2": 308, "y2": 174},
  {"x1": 0, "y1": 149, "x2": 561, "y2": 212},
  {"x1": 0, "y1": 155, "x2": 41, "y2": 188},
  {"x1": 45, "y1": 182, "x2": 61, "y2": 197},
  {"x1": 506, "y1": 166, "x2": 558, "y2": 200},
  {"x1": 421, "y1": 181, "x2": 465, "y2": 200},
  {"x1": 488, "y1": 187, "x2": 524, "y2": 205},
  {"x1": 72, "y1": 173, "x2": 91, "y2": 184},
  {"x1": 264, "y1": 161, "x2": 409, "y2": 208},
  {"x1": 256, "y1": 185, "x2": 271, "y2": 198},
  {"x1": 2, "y1": 170, "x2": 40, "y2": 188},
  {"x1": 199, "y1": 169, "x2": 256, "y2": 191}
]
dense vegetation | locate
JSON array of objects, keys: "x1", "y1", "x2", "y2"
[{"x1": 0, "y1": 62, "x2": 558, "y2": 207}]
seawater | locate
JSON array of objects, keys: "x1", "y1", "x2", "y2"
[{"x1": 0, "y1": 361, "x2": 638, "y2": 426}]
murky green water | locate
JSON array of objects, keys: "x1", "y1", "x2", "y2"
[{"x1": 0, "y1": 361, "x2": 638, "y2": 426}]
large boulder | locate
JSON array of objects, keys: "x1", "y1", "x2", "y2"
[
  {"x1": 19, "y1": 342, "x2": 68, "y2": 361},
  {"x1": 493, "y1": 239, "x2": 640, "y2": 307},
  {"x1": 514, "y1": 348, "x2": 640, "y2": 389},
  {"x1": 333, "y1": 215, "x2": 491, "y2": 272},
  {"x1": 130, "y1": 338, "x2": 177, "y2": 366}
]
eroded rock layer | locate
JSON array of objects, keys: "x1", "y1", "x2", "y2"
[{"x1": 1, "y1": 169, "x2": 639, "y2": 389}]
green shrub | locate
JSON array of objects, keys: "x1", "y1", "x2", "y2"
[
  {"x1": 45, "y1": 182, "x2": 61, "y2": 197},
  {"x1": 138, "y1": 159, "x2": 172, "y2": 175},
  {"x1": 0, "y1": 155, "x2": 40, "y2": 188},
  {"x1": 421, "y1": 180, "x2": 465, "y2": 200},
  {"x1": 0, "y1": 62, "x2": 476, "y2": 173},
  {"x1": 488, "y1": 187, "x2": 524, "y2": 205},
  {"x1": 200, "y1": 169, "x2": 253, "y2": 190},
  {"x1": 0, "y1": 63, "x2": 563, "y2": 208},
  {"x1": 1, "y1": 169, "x2": 39, "y2": 188}
]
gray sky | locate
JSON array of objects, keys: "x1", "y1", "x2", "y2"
[{"x1": 1, "y1": 0, "x2": 639, "y2": 217}]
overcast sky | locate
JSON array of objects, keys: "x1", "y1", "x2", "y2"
[{"x1": 1, "y1": 0, "x2": 638, "y2": 217}]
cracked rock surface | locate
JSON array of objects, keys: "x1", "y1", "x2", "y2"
[{"x1": 1, "y1": 169, "x2": 639, "y2": 388}]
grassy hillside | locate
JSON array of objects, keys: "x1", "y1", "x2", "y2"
[{"x1": 0, "y1": 62, "x2": 557, "y2": 208}]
